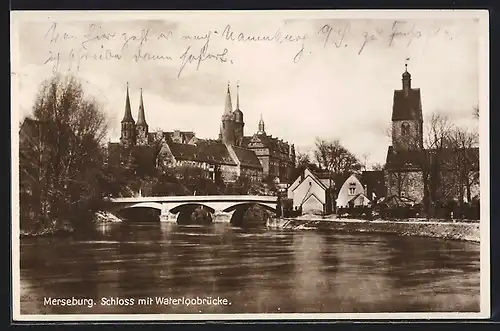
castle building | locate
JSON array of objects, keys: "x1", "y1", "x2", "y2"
[
  {"x1": 384, "y1": 65, "x2": 479, "y2": 205},
  {"x1": 217, "y1": 83, "x2": 296, "y2": 183},
  {"x1": 108, "y1": 82, "x2": 296, "y2": 184}
]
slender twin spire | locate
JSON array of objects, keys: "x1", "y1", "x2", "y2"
[
  {"x1": 136, "y1": 88, "x2": 147, "y2": 126},
  {"x1": 224, "y1": 82, "x2": 233, "y2": 116},
  {"x1": 122, "y1": 82, "x2": 134, "y2": 123},
  {"x1": 122, "y1": 83, "x2": 147, "y2": 125},
  {"x1": 236, "y1": 83, "x2": 240, "y2": 110}
]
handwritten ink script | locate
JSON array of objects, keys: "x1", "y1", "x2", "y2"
[{"x1": 41, "y1": 21, "x2": 456, "y2": 77}]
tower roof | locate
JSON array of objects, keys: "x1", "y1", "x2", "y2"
[
  {"x1": 392, "y1": 63, "x2": 421, "y2": 121},
  {"x1": 121, "y1": 82, "x2": 135, "y2": 123},
  {"x1": 136, "y1": 88, "x2": 147, "y2": 126},
  {"x1": 223, "y1": 82, "x2": 233, "y2": 118},
  {"x1": 233, "y1": 83, "x2": 244, "y2": 123},
  {"x1": 236, "y1": 83, "x2": 240, "y2": 110},
  {"x1": 392, "y1": 89, "x2": 422, "y2": 121},
  {"x1": 257, "y1": 113, "x2": 266, "y2": 134},
  {"x1": 402, "y1": 63, "x2": 411, "y2": 79}
]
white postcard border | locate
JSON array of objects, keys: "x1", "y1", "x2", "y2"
[{"x1": 10, "y1": 9, "x2": 491, "y2": 321}]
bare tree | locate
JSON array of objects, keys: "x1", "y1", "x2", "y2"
[
  {"x1": 313, "y1": 138, "x2": 361, "y2": 176},
  {"x1": 371, "y1": 163, "x2": 385, "y2": 171},
  {"x1": 295, "y1": 152, "x2": 311, "y2": 169},
  {"x1": 361, "y1": 153, "x2": 370, "y2": 171},
  {"x1": 473, "y1": 106, "x2": 479, "y2": 119},
  {"x1": 19, "y1": 75, "x2": 109, "y2": 233},
  {"x1": 447, "y1": 126, "x2": 479, "y2": 204}
]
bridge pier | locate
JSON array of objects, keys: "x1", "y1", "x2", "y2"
[
  {"x1": 160, "y1": 212, "x2": 178, "y2": 223},
  {"x1": 160, "y1": 203, "x2": 177, "y2": 223},
  {"x1": 212, "y1": 210, "x2": 235, "y2": 223}
]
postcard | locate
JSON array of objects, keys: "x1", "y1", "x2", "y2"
[{"x1": 10, "y1": 9, "x2": 490, "y2": 321}]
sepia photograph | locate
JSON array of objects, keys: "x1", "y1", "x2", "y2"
[{"x1": 10, "y1": 10, "x2": 489, "y2": 321}]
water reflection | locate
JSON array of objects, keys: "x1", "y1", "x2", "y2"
[{"x1": 19, "y1": 223, "x2": 480, "y2": 314}]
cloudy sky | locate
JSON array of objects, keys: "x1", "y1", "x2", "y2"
[{"x1": 11, "y1": 11, "x2": 485, "y2": 166}]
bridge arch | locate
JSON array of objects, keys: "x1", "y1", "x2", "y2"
[
  {"x1": 170, "y1": 203, "x2": 215, "y2": 225},
  {"x1": 226, "y1": 203, "x2": 276, "y2": 228},
  {"x1": 119, "y1": 202, "x2": 163, "y2": 211},
  {"x1": 113, "y1": 202, "x2": 163, "y2": 222},
  {"x1": 223, "y1": 202, "x2": 277, "y2": 213}
]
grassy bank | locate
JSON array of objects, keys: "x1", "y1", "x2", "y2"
[{"x1": 268, "y1": 217, "x2": 480, "y2": 242}]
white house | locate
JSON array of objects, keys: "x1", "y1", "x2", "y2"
[
  {"x1": 287, "y1": 168, "x2": 333, "y2": 215},
  {"x1": 336, "y1": 174, "x2": 371, "y2": 209}
]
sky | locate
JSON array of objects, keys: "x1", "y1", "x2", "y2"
[{"x1": 11, "y1": 11, "x2": 484, "y2": 167}]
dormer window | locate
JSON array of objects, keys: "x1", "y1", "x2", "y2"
[{"x1": 348, "y1": 182, "x2": 356, "y2": 195}]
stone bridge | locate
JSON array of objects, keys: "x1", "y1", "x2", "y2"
[{"x1": 106, "y1": 195, "x2": 278, "y2": 224}]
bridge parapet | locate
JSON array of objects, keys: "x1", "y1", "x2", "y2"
[{"x1": 110, "y1": 195, "x2": 278, "y2": 204}]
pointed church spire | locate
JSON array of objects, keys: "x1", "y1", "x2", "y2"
[
  {"x1": 136, "y1": 88, "x2": 147, "y2": 126},
  {"x1": 258, "y1": 113, "x2": 266, "y2": 135},
  {"x1": 236, "y1": 83, "x2": 240, "y2": 110},
  {"x1": 122, "y1": 82, "x2": 135, "y2": 123},
  {"x1": 224, "y1": 82, "x2": 233, "y2": 116}
]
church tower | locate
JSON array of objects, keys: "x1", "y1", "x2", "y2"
[
  {"x1": 136, "y1": 88, "x2": 149, "y2": 146},
  {"x1": 120, "y1": 82, "x2": 136, "y2": 148},
  {"x1": 220, "y1": 83, "x2": 235, "y2": 145},
  {"x1": 391, "y1": 64, "x2": 423, "y2": 151},
  {"x1": 233, "y1": 84, "x2": 245, "y2": 146}
]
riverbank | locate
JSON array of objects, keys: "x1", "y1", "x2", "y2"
[
  {"x1": 20, "y1": 212, "x2": 123, "y2": 238},
  {"x1": 267, "y1": 217, "x2": 480, "y2": 242}
]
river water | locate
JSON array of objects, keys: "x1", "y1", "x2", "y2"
[{"x1": 19, "y1": 222, "x2": 480, "y2": 315}]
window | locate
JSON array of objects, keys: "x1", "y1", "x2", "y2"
[
  {"x1": 401, "y1": 122, "x2": 410, "y2": 136},
  {"x1": 348, "y1": 183, "x2": 356, "y2": 195}
]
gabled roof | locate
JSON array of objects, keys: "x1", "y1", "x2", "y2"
[
  {"x1": 292, "y1": 171, "x2": 328, "y2": 192},
  {"x1": 379, "y1": 195, "x2": 415, "y2": 207},
  {"x1": 168, "y1": 141, "x2": 237, "y2": 166},
  {"x1": 245, "y1": 133, "x2": 291, "y2": 153},
  {"x1": 231, "y1": 146, "x2": 263, "y2": 169},
  {"x1": 199, "y1": 142, "x2": 238, "y2": 165},
  {"x1": 303, "y1": 191, "x2": 325, "y2": 206},
  {"x1": 168, "y1": 142, "x2": 205, "y2": 162},
  {"x1": 310, "y1": 170, "x2": 331, "y2": 180},
  {"x1": 348, "y1": 192, "x2": 371, "y2": 204},
  {"x1": 392, "y1": 88, "x2": 422, "y2": 121},
  {"x1": 241, "y1": 136, "x2": 253, "y2": 147}
]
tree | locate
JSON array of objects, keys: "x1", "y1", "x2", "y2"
[
  {"x1": 371, "y1": 163, "x2": 385, "y2": 171},
  {"x1": 295, "y1": 152, "x2": 312, "y2": 169},
  {"x1": 313, "y1": 138, "x2": 361, "y2": 175},
  {"x1": 19, "y1": 75, "x2": 109, "y2": 233},
  {"x1": 447, "y1": 126, "x2": 479, "y2": 205},
  {"x1": 473, "y1": 106, "x2": 479, "y2": 119}
]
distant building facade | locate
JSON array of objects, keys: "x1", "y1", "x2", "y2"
[
  {"x1": 287, "y1": 167, "x2": 334, "y2": 215},
  {"x1": 108, "y1": 83, "x2": 295, "y2": 184},
  {"x1": 336, "y1": 174, "x2": 369, "y2": 209}
]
